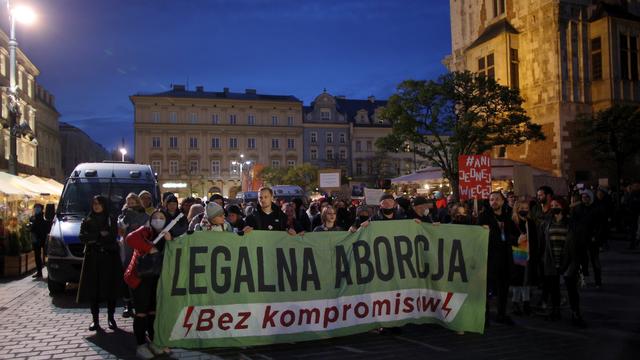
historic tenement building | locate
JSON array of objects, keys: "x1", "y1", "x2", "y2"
[
  {"x1": 445, "y1": 0, "x2": 640, "y2": 183},
  {"x1": 0, "y1": 29, "x2": 61, "y2": 179},
  {"x1": 131, "y1": 85, "x2": 304, "y2": 198},
  {"x1": 59, "y1": 122, "x2": 109, "y2": 177}
]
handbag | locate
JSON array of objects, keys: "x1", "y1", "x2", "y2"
[{"x1": 136, "y1": 251, "x2": 164, "y2": 277}]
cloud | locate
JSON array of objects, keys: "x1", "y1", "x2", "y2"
[{"x1": 103, "y1": 48, "x2": 114, "y2": 56}]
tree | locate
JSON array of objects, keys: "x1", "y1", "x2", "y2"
[
  {"x1": 258, "y1": 163, "x2": 319, "y2": 191},
  {"x1": 576, "y1": 104, "x2": 640, "y2": 188},
  {"x1": 378, "y1": 71, "x2": 545, "y2": 200}
]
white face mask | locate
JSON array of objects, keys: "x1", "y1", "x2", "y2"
[{"x1": 151, "y1": 219, "x2": 165, "y2": 231}]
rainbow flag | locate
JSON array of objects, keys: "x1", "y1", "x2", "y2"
[{"x1": 512, "y1": 242, "x2": 529, "y2": 266}]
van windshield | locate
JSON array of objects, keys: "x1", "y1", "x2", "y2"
[{"x1": 58, "y1": 178, "x2": 157, "y2": 216}]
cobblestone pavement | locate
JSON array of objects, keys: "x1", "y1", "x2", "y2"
[{"x1": 0, "y1": 237, "x2": 638, "y2": 360}]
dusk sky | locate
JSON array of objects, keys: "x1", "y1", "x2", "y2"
[{"x1": 11, "y1": 0, "x2": 451, "y2": 152}]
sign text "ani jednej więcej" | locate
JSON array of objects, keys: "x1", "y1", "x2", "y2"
[{"x1": 154, "y1": 220, "x2": 489, "y2": 348}]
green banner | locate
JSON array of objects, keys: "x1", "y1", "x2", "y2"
[{"x1": 154, "y1": 220, "x2": 488, "y2": 348}]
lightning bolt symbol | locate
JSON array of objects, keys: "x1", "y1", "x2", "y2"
[
  {"x1": 441, "y1": 292, "x2": 454, "y2": 318},
  {"x1": 183, "y1": 306, "x2": 195, "y2": 336}
]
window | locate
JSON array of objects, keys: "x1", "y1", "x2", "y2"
[
  {"x1": 339, "y1": 148, "x2": 347, "y2": 160},
  {"x1": 190, "y1": 112, "x2": 198, "y2": 123},
  {"x1": 272, "y1": 138, "x2": 280, "y2": 149},
  {"x1": 152, "y1": 137, "x2": 160, "y2": 148},
  {"x1": 17, "y1": 70, "x2": 22, "y2": 89},
  {"x1": 169, "y1": 112, "x2": 177, "y2": 123},
  {"x1": 510, "y1": 48, "x2": 519, "y2": 89},
  {"x1": 310, "y1": 132, "x2": 317, "y2": 144},
  {"x1": 326, "y1": 132, "x2": 333, "y2": 144},
  {"x1": 0, "y1": 55, "x2": 5, "y2": 76},
  {"x1": 247, "y1": 115, "x2": 256, "y2": 125},
  {"x1": 229, "y1": 114, "x2": 237, "y2": 125},
  {"x1": 492, "y1": 0, "x2": 505, "y2": 17},
  {"x1": 28, "y1": 79, "x2": 33, "y2": 98},
  {"x1": 247, "y1": 138, "x2": 256, "y2": 149},
  {"x1": 287, "y1": 138, "x2": 295, "y2": 149},
  {"x1": 169, "y1": 160, "x2": 179, "y2": 175},
  {"x1": 151, "y1": 160, "x2": 161, "y2": 175},
  {"x1": 151, "y1": 112, "x2": 160, "y2": 123},
  {"x1": 320, "y1": 110, "x2": 331, "y2": 120},
  {"x1": 169, "y1": 136, "x2": 178, "y2": 149},
  {"x1": 356, "y1": 161, "x2": 363, "y2": 176},
  {"x1": 478, "y1": 53, "x2": 495, "y2": 79},
  {"x1": 310, "y1": 148, "x2": 318, "y2": 160},
  {"x1": 632, "y1": 36, "x2": 639, "y2": 80},
  {"x1": 189, "y1": 137, "x2": 198, "y2": 149},
  {"x1": 366, "y1": 140, "x2": 372, "y2": 152},
  {"x1": 271, "y1": 160, "x2": 280, "y2": 168},
  {"x1": 211, "y1": 160, "x2": 221, "y2": 177},
  {"x1": 621, "y1": 34, "x2": 629, "y2": 80},
  {"x1": 229, "y1": 137, "x2": 238, "y2": 149},
  {"x1": 189, "y1": 160, "x2": 199, "y2": 174},
  {"x1": 211, "y1": 137, "x2": 220, "y2": 149},
  {"x1": 498, "y1": 146, "x2": 507, "y2": 158},
  {"x1": 212, "y1": 114, "x2": 220, "y2": 124},
  {"x1": 591, "y1": 37, "x2": 602, "y2": 80},
  {"x1": 326, "y1": 148, "x2": 334, "y2": 160},
  {"x1": 272, "y1": 115, "x2": 278, "y2": 126},
  {"x1": 339, "y1": 133, "x2": 346, "y2": 144},
  {"x1": 287, "y1": 116, "x2": 294, "y2": 126},
  {"x1": 287, "y1": 160, "x2": 295, "y2": 167},
  {"x1": 356, "y1": 141, "x2": 362, "y2": 152}
]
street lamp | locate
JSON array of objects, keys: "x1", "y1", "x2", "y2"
[
  {"x1": 6, "y1": 1, "x2": 37, "y2": 175},
  {"x1": 232, "y1": 155, "x2": 252, "y2": 191},
  {"x1": 119, "y1": 147, "x2": 127, "y2": 162}
]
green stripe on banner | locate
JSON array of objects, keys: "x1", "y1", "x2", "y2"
[{"x1": 154, "y1": 220, "x2": 489, "y2": 348}]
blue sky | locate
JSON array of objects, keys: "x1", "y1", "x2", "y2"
[{"x1": 11, "y1": 0, "x2": 451, "y2": 152}]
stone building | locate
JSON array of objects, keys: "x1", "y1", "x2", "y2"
[
  {"x1": 131, "y1": 85, "x2": 304, "y2": 198},
  {"x1": 303, "y1": 91, "x2": 352, "y2": 174},
  {"x1": 444, "y1": 0, "x2": 640, "y2": 183},
  {"x1": 59, "y1": 122, "x2": 110, "y2": 177},
  {"x1": 0, "y1": 29, "x2": 61, "y2": 178}
]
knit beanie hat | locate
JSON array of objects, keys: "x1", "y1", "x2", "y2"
[{"x1": 206, "y1": 202, "x2": 225, "y2": 219}]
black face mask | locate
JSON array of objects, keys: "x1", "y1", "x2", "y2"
[
  {"x1": 551, "y1": 208, "x2": 562, "y2": 215},
  {"x1": 358, "y1": 216, "x2": 369, "y2": 223},
  {"x1": 518, "y1": 210, "x2": 529, "y2": 218},
  {"x1": 381, "y1": 208, "x2": 395, "y2": 216}
]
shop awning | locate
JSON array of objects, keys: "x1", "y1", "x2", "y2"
[
  {"x1": 0, "y1": 172, "x2": 39, "y2": 198},
  {"x1": 391, "y1": 168, "x2": 444, "y2": 184},
  {"x1": 22, "y1": 175, "x2": 63, "y2": 196}
]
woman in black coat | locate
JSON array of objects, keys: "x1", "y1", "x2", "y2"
[
  {"x1": 509, "y1": 198, "x2": 538, "y2": 315},
  {"x1": 77, "y1": 195, "x2": 123, "y2": 331}
]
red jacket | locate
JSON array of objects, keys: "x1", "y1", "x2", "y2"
[{"x1": 124, "y1": 226, "x2": 155, "y2": 289}]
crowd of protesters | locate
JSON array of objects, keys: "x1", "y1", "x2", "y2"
[{"x1": 66, "y1": 181, "x2": 640, "y2": 359}]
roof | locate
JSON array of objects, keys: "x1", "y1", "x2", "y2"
[
  {"x1": 335, "y1": 97, "x2": 388, "y2": 124},
  {"x1": 131, "y1": 86, "x2": 302, "y2": 103},
  {"x1": 70, "y1": 162, "x2": 156, "y2": 181},
  {"x1": 589, "y1": 2, "x2": 640, "y2": 22},
  {"x1": 467, "y1": 18, "x2": 519, "y2": 50}
]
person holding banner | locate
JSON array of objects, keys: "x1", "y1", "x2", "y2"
[
  {"x1": 125, "y1": 210, "x2": 175, "y2": 359},
  {"x1": 195, "y1": 202, "x2": 233, "y2": 232},
  {"x1": 313, "y1": 205, "x2": 344, "y2": 231},
  {"x1": 348, "y1": 205, "x2": 371, "y2": 232},
  {"x1": 510, "y1": 198, "x2": 538, "y2": 316},
  {"x1": 478, "y1": 191, "x2": 519, "y2": 326},
  {"x1": 406, "y1": 196, "x2": 434, "y2": 223},
  {"x1": 540, "y1": 197, "x2": 587, "y2": 328},
  {"x1": 244, "y1": 187, "x2": 289, "y2": 233}
]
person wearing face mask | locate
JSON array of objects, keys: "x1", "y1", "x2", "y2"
[
  {"x1": 571, "y1": 189, "x2": 601, "y2": 288},
  {"x1": 407, "y1": 196, "x2": 434, "y2": 223},
  {"x1": 540, "y1": 197, "x2": 586, "y2": 327},
  {"x1": 509, "y1": 198, "x2": 538, "y2": 316},
  {"x1": 28, "y1": 204, "x2": 48, "y2": 279},
  {"x1": 125, "y1": 210, "x2": 175, "y2": 359},
  {"x1": 478, "y1": 191, "x2": 519, "y2": 326},
  {"x1": 348, "y1": 205, "x2": 372, "y2": 232},
  {"x1": 450, "y1": 203, "x2": 472, "y2": 225},
  {"x1": 77, "y1": 196, "x2": 123, "y2": 332}
]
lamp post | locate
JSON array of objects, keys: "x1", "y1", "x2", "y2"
[
  {"x1": 6, "y1": 1, "x2": 36, "y2": 175},
  {"x1": 119, "y1": 148, "x2": 127, "y2": 162},
  {"x1": 232, "y1": 154, "x2": 252, "y2": 192}
]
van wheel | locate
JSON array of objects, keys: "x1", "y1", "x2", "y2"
[{"x1": 48, "y1": 279, "x2": 65, "y2": 296}]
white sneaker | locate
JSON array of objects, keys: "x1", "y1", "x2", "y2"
[
  {"x1": 136, "y1": 344, "x2": 155, "y2": 359},
  {"x1": 147, "y1": 341, "x2": 171, "y2": 355}
]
